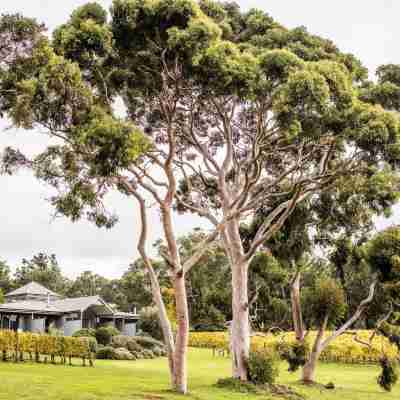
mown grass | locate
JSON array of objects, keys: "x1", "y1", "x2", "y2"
[{"x1": 0, "y1": 348, "x2": 398, "y2": 400}]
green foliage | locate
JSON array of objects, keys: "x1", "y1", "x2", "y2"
[
  {"x1": 378, "y1": 322, "x2": 400, "y2": 351},
  {"x1": 139, "y1": 307, "x2": 163, "y2": 340},
  {"x1": 133, "y1": 336, "x2": 165, "y2": 350},
  {"x1": 112, "y1": 347, "x2": 135, "y2": 360},
  {"x1": 302, "y1": 278, "x2": 347, "y2": 327},
  {"x1": 216, "y1": 377, "x2": 258, "y2": 393},
  {"x1": 14, "y1": 253, "x2": 69, "y2": 295},
  {"x1": 84, "y1": 336, "x2": 98, "y2": 354},
  {"x1": 278, "y1": 341, "x2": 309, "y2": 372},
  {"x1": 366, "y1": 226, "x2": 400, "y2": 282},
  {"x1": 247, "y1": 349, "x2": 279, "y2": 385},
  {"x1": 377, "y1": 357, "x2": 398, "y2": 392},
  {"x1": 95, "y1": 326, "x2": 120, "y2": 346},
  {"x1": 96, "y1": 346, "x2": 115, "y2": 360}
]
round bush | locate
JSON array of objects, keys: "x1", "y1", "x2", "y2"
[
  {"x1": 95, "y1": 326, "x2": 120, "y2": 346},
  {"x1": 96, "y1": 346, "x2": 115, "y2": 360},
  {"x1": 111, "y1": 335, "x2": 131, "y2": 349},
  {"x1": 113, "y1": 347, "x2": 135, "y2": 360},
  {"x1": 72, "y1": 328, "x2": 96, "y2": 338},
  {"x1": 126, "y1": 339, "x2": 143, "y2": 353},
  {"x1": 248, "y1": 350, "x2": 279, "y2": 385},
  {"x1": 141, "y1": 349, "x2": 155, "y2": 359},
  {"x1": 133, "y1": 336, "x2": 165, "y2": 350}
]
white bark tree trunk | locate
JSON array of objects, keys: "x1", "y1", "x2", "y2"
[
  {"x1": 301, "y1": 348, "x2": 321, "y2": 383},
  {"x1": 231, "y1": 259, "x2": 250, "y2": 380},
  {"x1": 146, "y1": 261, "x2": 176, "y2": 384},
  {"x1": 301, "y1": 317, "x2": 326, "y2": 384},
  {"x1": 290, "y1": 271, "x2": 305, "y2": 342},
  {"x1": 172, "y1": 271, "x2": 189, "y2": 393}
]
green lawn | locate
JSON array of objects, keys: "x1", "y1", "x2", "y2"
[{"x1": 0, "y1": 348, "x2": 398, "y2": 400}]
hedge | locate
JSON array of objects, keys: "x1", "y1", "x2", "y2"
[
  {"x1": 189, "y1": 330, "x2": 399, "y2": 364},
  {"x1": 0, "y1": 329, "x2": 94, "y2": 366}
]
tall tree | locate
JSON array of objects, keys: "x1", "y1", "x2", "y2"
[
  {"x1": 0, "y1": 260, "x2": 13, "y2": 295},
  {"x1": 0, "y1": 3, "x2": 218, "y2": 392},
  {"x1": 14, "y1": 253, "x2": 70, "y2": 295}
]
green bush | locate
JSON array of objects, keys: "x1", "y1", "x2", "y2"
[
  {"x1": 133, "y1": 336, "x2": 164, "y2": 350},
  {"x1": 81, "y1": 336, "x2": 98, "y2": 353},
  {"x1": 126, "y1": 338, "x2": 143, "y2": 353},
  {"x1": 141, "y1": 349, "x2": 155, "y2": 359},
  {"x1": 112, "y1": 347, "x2": 135, "y2": 360},
  {"x1": 72, "y1": 328, "x2": 96, "y2": 338},
  {"x1": 95, "y1": 326, "x2": 120, "y2": 346},
  {"x1": 96, "y1": 346, "x2": 115, "y2": 360},
  {"x1": 278, "y1": 341, "x2": 308, "y2": 372},
  {"x1": 248, "y1": 350, "x2": 279, "y2": 385},
  {"x1": 111, "y1": 335, "x2": 131, "y2": 349}
]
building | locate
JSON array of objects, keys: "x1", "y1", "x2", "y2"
[{"x1": 0, "y1": 282, "x2": 138, "y2": 336}]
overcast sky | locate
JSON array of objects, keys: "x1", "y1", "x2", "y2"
[{"x1": 1, "y1": 0, "x2": 399, "y2": 279}]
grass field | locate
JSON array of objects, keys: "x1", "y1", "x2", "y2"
[{"x1": 0, "y1": 348, "x2": 398, "y2": 400}]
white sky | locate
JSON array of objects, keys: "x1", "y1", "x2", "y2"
[{"x1": 0, "y1": 0, "x2": 399, "y2": 278}]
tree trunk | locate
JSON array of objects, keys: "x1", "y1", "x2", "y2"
[
  {"x1": 172, "y1": 271, "x2": 190, "y2": 394},
  {"x1": 301, "y1": 349, "x2": 320, "y2": 384},
  {"x1": 231, "y1": 260, "x2": 250, "y2": 380},
  {"x1": 290, "y1": 271, "x2": 305, "y2": 341},
  {"x1": 301, "y1": 316, "x2": 327, "y2": 384},
  {"x1": 146, "y1": 262, "x2": 176, "y2": 384}
]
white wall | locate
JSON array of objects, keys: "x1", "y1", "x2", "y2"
[
  {"x1": 63, "y1": 319, "x2": 82, "y2": 336},
  {"x1": 122, "y1": 322, "x2": 136, "y2": 337}
]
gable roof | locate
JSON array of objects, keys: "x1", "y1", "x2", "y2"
[
  {"x1": 5, "y1": 282, "x2": 61, "y2": 298},
  {"x1": 52, "y1": 296, "x2": 106, "y2": 313}
]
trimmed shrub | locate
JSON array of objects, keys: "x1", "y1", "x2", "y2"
[
  {"x1": 72, "y1": 328, "x2": 96, "y2": 338},
  {"x1": 126, "y1": 339, "x2": 143, "y2": 353},
  {"x1": 95, "y1": 326, "x2": 120, "y2": 346},
  {"x1": 248, "y1": 350, "x2": 279, "y2": 385},
  {"x1": 111, "y1": 335, "x2": 131, "y2": 349},
  {"x1": 141, "y1": 349, "x2": 155, "y2": 359},
  {"x1": 113, "y1": 347, "x2": 135, "y2": 360},
  {"x1": 133, "y1": 336, "x2": 164, "y2": 350},
  {"x1": 96, "y1": 346, "x2": 115, "y2": 360},
  {"x1": 0, "y1": 329, "x2": 91, "y2": 366}
]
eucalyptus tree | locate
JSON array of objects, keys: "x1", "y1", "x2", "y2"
[
  {"x1": 171, "y1": 1, "x2": 400, "y2": 379},
  {"x1": 2, "y1": 0, "x2": 400, "y2": 385}
]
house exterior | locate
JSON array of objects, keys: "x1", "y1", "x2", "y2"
[{"x1": 0, "y1": 282, "x2": 138, "y2": 336}]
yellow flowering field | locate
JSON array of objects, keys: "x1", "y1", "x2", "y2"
[{"x1": 189, "y1": 330, "x2": 398, "y2": 364}]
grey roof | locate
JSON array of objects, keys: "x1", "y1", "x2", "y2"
[
  {"x1": 0, "y1": 300, "x2": 61, "y2": 314},
  {"x1": 52, "y1": 296, "x2": 104, "y2": 312},
  {"x1": 0, "y1": 296, "x2": 106, "y2": 314},
  {"x1": 5, "y1": 282, "x2": 61, "y2": 298}
]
